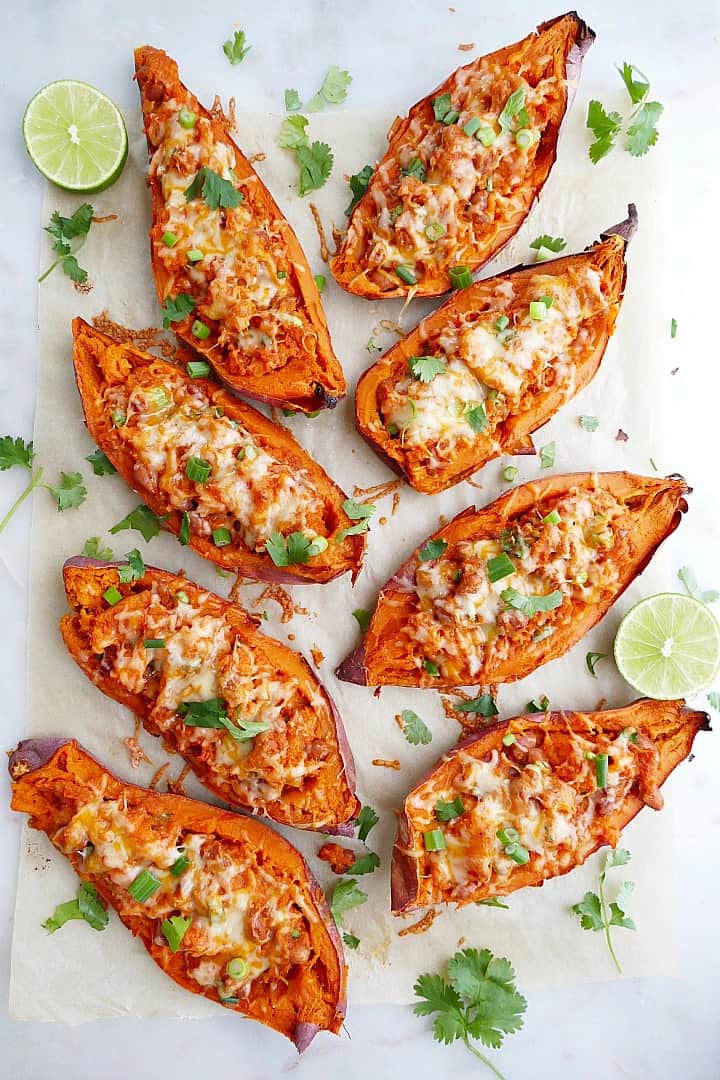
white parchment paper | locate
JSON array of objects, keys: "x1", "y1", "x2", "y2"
[{"x1": 11, "y1": 100, "x2": 678, "y2": 1020}]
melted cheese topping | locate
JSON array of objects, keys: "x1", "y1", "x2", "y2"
[
  {"x1": 90, "y1": 583, "x2": 339, "y2": 821},
  {"x1": 409, "y1": 488, "x2": 625, "y2": 678},
  {"x1": 406, "y1": 725, "x2": 655, "y2": 903},
  {"x1": 56, "y1": 792, "x2": 314, "y2": 996},
  {"x1": 378, "y1": 266, "x2": 606, "y2": 468},
  {"x1": 105, "y1": 366, "x2": 325, "y2": 552}
]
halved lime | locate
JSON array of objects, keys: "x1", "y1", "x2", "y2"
[
  {"x1": 614, "y1": 593, "x2": 720, "y2": 699},
  {"x1": 23, "y1": 80, "x2": 128, "y2": 193}
]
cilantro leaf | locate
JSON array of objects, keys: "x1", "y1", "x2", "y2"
[
  {"x1": 117, "y1": 548, "x2": 145, "y2": 583},
  {"x1": 330, "y1": 878, "x2": 368, "y2": 926},
  {"x1": 345, "y1": 164, "x2": 373, "y2": 215},
  {"x1": 161, "y1": 293, "x2": 196, "y2": 328},
  {"x1": 46, "y1": 204, "x2": 93, "y2": 251},
  {"x1": 352, "y1": 608, "x2": 372, "y2": 633},
  {"x1": 573, "y1": 848, "x2": 635, "y2": 972},
  {"x1": 586, "y1": 100, "x2": 622, "y2": 164},
  {"x1": 539, "y1": 441, "x2": 556, "y2": 469},
  {"x1": 317, "y1": 65, "x2": 352, "y2": 105},
  {"x1": 356, "y1": 805, "x2": 379, "y2": 842},
  {"x1": 408, "y1": 355, "x2": 446, "y2": 383},
  {"x1": 466, "y1": 404, "x2": 488, "y2": 434},
  {"x1": 498, "y1": 88, "x2": 526, "y2": 133},
  {"x1": 478, "y1": 897, "x2": 510, "y2": 909},
  {"x1": 82, "y1": 537, "x2": 114, "y2": 561},
  {"x1": 707, "y1": 692, "x2": 720, "y2": 712},
  {"x1": 343, "y1": 932, "x2": 360, "y2": 949},
  {"x1": 178, "y1": 699, "x2": 270, "y2": 742},
  {"x1": 61, "y1": 256, "x2": 88, "y2": 284},
  {"x1": 579, "y1": 415, "x2": 599, "y2": 432},
  {"x1": 435, "y1": 796, "x2": 465, "y2": 822},
  {"x1": 347, "y1": 851, "x2": 380, "y2": 876},
  {"x1": 110, "y1": 504, "x2": 165, "y2": 543},
  {"x1": 222, "y1": 29, "x2": 251, "y2": 65},
  {"x1": 284, "y1": 88, "x2": 302, "y2": 112},
  {"x1": 0, "y1": 436, "x2": 34, "y2": 471},
  {"x1": 454, "y1": 694, "x2": 498, "y2": 716},
  {"x1": 571, "y1": 890, "x2": 604, "y2": 931},
  {"x1": 678, "y1": 566, "x2": 719, "y2": 605},
  {"x1": 413, "y1": 972, "x2": 463, "y2": 1020},
  {"x1": 418, "y1": 538, "x2": 448, "y2": 562},
  {"x1": 617, "y1": 62, "x2": 650, "y2": 105},
  {"x1": 401, "y1": 709, "x2": 432, "y2": 746},
  {"x1": 432, "y1": 93, "x2": 453, "y2": 122},
  {"x1": 337, "y1": 498, "x2": 375, "y2": 541},
  {"x1": 402, "y1": 157, "x2": 426, "y2": 182},
  {"x1": 625, "y1": 101, "x2": 663, "y2": 157},
  {"x1": 86, "y1": 449, "x2": 117, "y2": 476},
  {"x1": 47, "y1": 471, "x2": 87, "y2": 511},
  {"x1": 529, "y1": 234, "x2": 566, "y2": 254},
  {"x1": 586, "y1": 651, "x2": 608, "y2": 678},
  {"x1": 265, "y1": 530, "x2": 327, "y2": 566},
  {"x1": 603, "y1": 847, "x2": 631, "y2": 874},
  {"x1": 278, "y1": 115, "x2": 309, "y2": 149},
  {"x1": 297, "y1": 141, "x2": 333, "y2": 196},
  {"x1": 501, "y1": 587, "x2": 563, "y2": 617},
  {"x1": 184, "y1": 166, "x2": 243, "y2": 210}
]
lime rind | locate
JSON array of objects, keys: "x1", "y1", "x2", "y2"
[
  {"x1": 614, "y1": 592, "x2": 720, "y2": 699},
  {"x1": 23, "y1": 80, "x2": 128, "y2": 193}
]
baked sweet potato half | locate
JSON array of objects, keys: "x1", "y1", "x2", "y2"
[
  {"x1": 9, "y1": 738, "x2": 346, "y2": 1049},
  {"x1": 337, "y1": 472, "x2": 689, "y2": 688},
  {"x1": 391, "y1": 699, "x2": 708, "y2": 912},
  {"x1": 72, "y1": 318, "x2": 364, "y2": 584},
  {"x1": 60, "y1": 558, "x2": 359, "y2": 832},
  {"x1": 134, "y1": 45, "x2": 345, "y2": 413},
  {"x1": 355, "y1": 208, "x2": 637, "y2": 493},
  {"x1": 331, "y1": 12, "x2": 594, "y2": 298}
]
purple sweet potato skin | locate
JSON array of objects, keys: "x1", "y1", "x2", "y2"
[{"x1": 8, "y1": 738, "x2": 70, "y2": 780}]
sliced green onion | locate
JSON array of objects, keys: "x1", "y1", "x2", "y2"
[
  {"x1": 129, "y1": 869, "x2": 161, "y2": 903},
  {"x1": 449, "y1": 265, "x2": 473, "y2": 290},
  {"x1": 178, "y1": 511, "x2": 190, "y2": 546},
  {"x1": 442, "y1": 109, "x2": 460, "y2": 125},
  {"x1": 314, "y1": 274, "x2": 326, "y2": 293},
  {"x1": 161, "y1": 231, "x2": 178, "y2": 247},
  {"x1": 192, "y1": 320, "x2": 210, "y2": 340},
  {"x1": 306, "y1": 410, "x2": 321, "y2": 418},
  {"x1": 575, "y1": 571, "x2": 588, "y2": 586},
  {"x1": 226, "y1": 957, "x2": 250, "y2": 980},
  {"x1": 212, "y1": 527, "x2": 232, "y2": 547},
  {"x1": 424, "y1": 222, "x2": 446, "y2": 242},
  {"x1": 187, "y1": 249, "x2": 204, "y2": 263},
  {"x1": 185, "y1": 456, "x2": 211, "y2": 483},
  {"x1": 476, "y1": 127, "x2": 496, "y2": 147},
  {"x1": 187, "y1": 360, "x2": 211, "y2": 378},
  {"x1": 502, "y1": 733, "x2": 516, "y2": 746},
  {"x1": 178, "y1": 107, "x2": 196, "y2": 129},
  {"x1": 595, "y1": 753, "x2": 609, "y2": 789},
  {"x1": 494, "y1": 315, "x2": 509, "y2": 332},
  {"x1": 497, "y1": 827, "x2": 530, "y2": 865},
  {"x1": 423, "y1": 659, "x2": 440, "y2": 677},
  {"x1": 543, "y1": 510, "x2": 561, "y2": 525},
  {"x1": 487, "y1": 553, "x2": 515, "y2": 583},
  {"x1": 395, "y1": 264, "x2": 417, "y2": 285},
  {"x1": 515, "y1": 128, "x2": 534, "y2": 148},
  {"x1": 529, "y1": 300, "x2": 547, "y2": 321},
  {"x1": 486, "y1": 177, "x2": 494, "y2": 191},
  {"x1": 277, "y1": 270, "x2": 287, "y2": 279},
  {"x1": 670, "y1": 317, "x2": 678, "y2": 339},
  {"x1": 502, "y1": 465, "x2": 519, "y2": 483},
  {"x1": 144, "y1": 638, "x2": 165, "y2": 649},
  {"x1": 463, "y1": 116, "x2": 482, "y2": 137},
  {"x1": 423, "y1": 829, "x2": 447, "y2": 852},
  {"x1": 103, "y1": 586, "x2": 122, "y2": 606},
  {"x1": 170, "y1": 853, "x2": 189, "y2": 876},
  {"x1": 161, "y1": 915, "x2": 191, "y2": 953},
  {"x1": 111, "y1": 409, "x2": 127, "y2": 428},
  {"x1": 148, "y1": 385, "x2": 171, "y2": 410},
  {"x1": 175, "y1": 590, "x2": 189, "y2": 604}
]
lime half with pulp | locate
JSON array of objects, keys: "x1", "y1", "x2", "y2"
[
  {"x1": 614, "y1": 592, "x2": 720, "y2": 699},
  {"x1": 23, "y1": 80, "x2": 128, "y2": 193}
]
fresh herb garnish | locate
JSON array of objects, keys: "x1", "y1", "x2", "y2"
[
  {"x1": 526, "y1": 696, "x2": 550, "y2": 713},
  {"x1": 177, "y1": 699, "x2": 270, "y2": 742},
  {"x1": 435, "y1": 796, "x2": 465, "y2": 822},
  {"x1": 586, "y1": 651, "x2": 608, "y2": 678},
  {"x1": 579, "y1": 415, "x2": 599, "y2": 432},
  {"x1": 465, "y1": 404, "x2": 488, "y2": 434},
  {"x1": 43, "y1": 882, "x2": 109, "y2": 934},
  {"x1": 161, "y1": 915, "x2": 192, "y2": 953},
  {"x1": 496, "y1": 826, "x2": 529, "y2": 865},
  {"x1": 265, "y1": 530, "x2": 328, "y2": 565},
  {"x1": 478, "y1": 898, "x2": 510, "y2": 910},
  {"x1": 352, "y1": 608, "x2": 372, "y2": 633},
  {"x1": 707, "y1": 692, "x2": 720, "y2": 711},
  {"x1": 86, "y1": 449, "x2": 117, "y2": 476},
  {"x1": 284, "y1": 88, "x2": 302, "y2": 112},
  {"x1": 83, "y1": 537, "x2": 113, "y2": 561},
  {"x1": 539, "y1": 441, "x2": 556, "y2": 469},
  {"x1": 501, "y1": 465, "x2": 519, "y2": 484},
  {"x1": 487, "y1": 553, "x2": 515, "y2": 583},
  {"x1": 0, "y1": 436, "x2": 87, "y2": 533},
  {"x1": 500, "y1": 527, "x2": 529, "y2": 559},
  {"x1": 501, "y1": 587, "x2": 563, "y2": 617},
  {"x1": 161, "y1": 293, "x2": 196, "y2": 327},
  {"x1": 423, "y1": 659, "x2": 440, "y2": 677},
  {"x1": 571, "y1": 848, "x2": 635, "y2": 973},
  {"x1": 278, "y1": 115, "x2": 309, "y2": 148},
  {"x1": 330, "y1": 878, "x2": 368, "y2": 926},
  {"x1": 401, "y1": 709, "x2": 432, "y2": 746},
  {"x1": 587, "y1": 63, "x2": 663, "y2": 163},
  {"x1": 222, "y1": 28, "x2": 251, "y2": 65},
  {"x1": 39, "y1": 203, "x2": 94, "y2": 284},
  {"x1": 356, "y1": 805, "x2": 379, "y2": 843},
  {"x1": 343, "y1": 932, "x2": 360, "y2": 950},
  {"x1": 402, "y1": 157, "x2": 427, "y2": 182},
  {"x1": 128, "y1": 869, "x2": 161, "y2": 903},
  {"x1": 413, "y1": 947, "x2": 526, "y2": 1076},
  {"x1": 308, "y1": 66, "x2": 352, "y2": 110},
  {"x1": 408, "y1": 355, "x2": 447, "y2": 383},
  {"x1": 498, "y1": 87, "x2": 526, "y2": 133},
  {"x1": 449, "y1": 265, "x2": 473, "y2": 290},
  {"x1": 418, "y1": 538, "x2": 448, "y2": 562},
  {"x1": 432, "y1": 93, "x2": 453, "y2": 122},
  {"x1": 117, "y1": 548, "x2": 145, "y2": 583},
  {"x1": 454, "y1": 694, "x2": 498, "y2": 716},
  {"x1": 110, "y1": 504, "x2": 165, "y2": 543},
  {"x1": 337, "y1": 498, "x2": 375, "y2": 541},
  {"x1": 345, "y1": 164, "x2": 373, "y2": 215},
  {"x1": 347, "y1": 851, "x2": 381, "y2": 876},
  {"x1": 184, "y1": 167, "x2": 243, "y2": 210},
  {"x1": 529, "y1": 234, "x2": 566, "y2": 260},
  {"x1": 678, "y1": 566, "x2": 720, "y2": 604},
  {"x1": 297, "y1": 142, "x2": 334, "y2": 196},
  {"x1": 670, "y1": 318, "x2": 678, "y2": 339},
  {"x1": 586, "y1": 100, "x2": 623, "y2": 163}
]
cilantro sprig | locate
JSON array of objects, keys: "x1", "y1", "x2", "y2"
[
  {"x1": 285, "y1": 66, "x2": 352, "y2": 115},
  {"x1": 265, "y1": 530, "x2": 328, "y2": 566},
  {"x1": 356, "y1": 805, "x2": 379, "y2": 842},
  {"x1": 678, "y1": 566, "x2": 719, "y2": 605},
  {"x1": 345, "y1": 164, "x2": 373, "y2": 215},
  {"x1": 39, "y1": 203, "x2": 94, "y2": 284},
  {"x1": 330, "y1": 877, "x2": 368, "y2": 926},
  {"x1": 222, "y1": 28, "x2": 251, "y2": 65},
  {"x1": 177, "y1": 698, "x2": 270, "y2": 742},
  {"x1": 572, "y1": 848, "x2": 635, "y2": 973},
  {"x1": 408, "y1": 355, "x2": 447, "y2": 383},
  {"x1": 587, "y1": 62, "x2": 663, "y2": 163},
  {"x1": 400, "y1": 709, "x2": 432, "y2": 746},
  {"x1": 184, "y1": 167, "x2": 243, "y2": 210},
  {"x1": 337, "y1": 498, "x2": 375, "y2": 542},
  {"x1": 0, "y1": 436, "x2": 87, "y2": 533},
  {"x1": 277, "y1": 68, "x2": 348, "y2": 197},
  {"x1": 110, "y1": 504, "x2": 166, "y2": 543},
  {"x1": 413, "y1": 947, "x2": 527, "y2": 1077}
]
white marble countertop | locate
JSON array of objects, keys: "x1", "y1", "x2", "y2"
[{"x1": 1, "y1": 1, "x2": 719, "y2": 1077}]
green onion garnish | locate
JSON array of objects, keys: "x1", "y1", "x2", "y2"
[
  {"x1": 170, "y1": 853, "x2": 189, "y2": 876},
  {"x1": 476, "y1": 127, "x2": 496, "y2": 146},
  {"x1": 144, "y1": 639, "x2": 165, "y2": 649},
  {"x1": 670, "y1": 317, "x2": 678, "y2": 339},
  {"x1": 442, "y1": 109, "x2": 460, "y2": 125},
  {"x1": 543, "y1": 510, "x2": 561, "y2": 525},
  {"x1": 540, "y1": 295, "x2": 553, "y2": 309},
  {"x1": 423, "y1": 659, "x2": 440, "y2": 677},
  {"x1": 129, "y1": 869, "x2": 161, "y2": 903},
  {"x1": 192, "y1": 320, "x2": 210, "y2": 340},
  {"x1": 212, "y1": 527, "x2": 232, "y2": 547},
  {"x1": 494, "y1": 315, "x2": 509, "y2": 332},
  {"x1": 178, "y1": 511, "x2": 190, "y2": 546},
  {"x1": 529, "y1": 300, "x2": 547, "y2": 321},
  {"x1": 187, "y1": 250, "x2": 203, "y2": 264},
  {"x1": 111, "y1": 409, "x2": 127, "y2": 428},
  {"x1": 314, "y1": 274, "x2": 326, "y2": 293},
  {"x1": 515, "y1": 128, "x2": 534, "y2": 148},
  {"x1": 226, "y1": 957, "x2": 250, "y2": 980},
  {"x1": 161, "y1": 231, "x2": 178, "y2": 247},
  {"x1": 103, "y1": 586, "x2": 122, "y2": 606},
  {"x1": 187, "y1": 360, "x2": 210, "y2": 378},
  {"x1": 502, "y1": 465, "x2": 519, "y2": 483},
  {"x1": 502, "y1": 733, "x2": 516, "y2": 746},
  {"x1": 463, "y1": 117, "x2": 482, "y2": 137},
  {"x1": 395, "y1": 264, "x2": 417, "y2": 285},
  {"x1": 175, "y1": 590, "x2": 189, "y2": 604},
  {"x1": 148, "y1": 385, "x2": 171, "y2": 409},
  {"x1": 161, "y1": 915, "x2": 191, "y2": 953},
  {"x1": 277, "y1": 270, "x2": 287, "y2": 279},
  {"x1": 486, "y1": 177, "x2": 494, "y2": 191},
  {"x1": 595, "y1": 753, "x2": 609, "y2": 789},
  {"x1": 178, "y1": 107, "x2": 197, "y2": 129},
  {"x1": 487, "y1": 552, "x2": 515, "y2": 582},
  {"x1": 185, "y1": 456, "x2": 211, "y2": 483},
  {"x1": 424, "y1": 222, "x2": 446, "y2": 242},
  {"x1": 423, "y1": 829, "x2": 447, "y2": 852},
  {"x1": 496, "y1": 826, "x2": 530, "y2": 865},
  {"x1": 449, "y1": 265, "x2": 473, "y2": 290}
]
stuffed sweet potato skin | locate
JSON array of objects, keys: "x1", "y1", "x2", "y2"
[
  {"x1": 391, "y1": 699, "x2": 709, "y2": 912},
  {"x1": 9, "y1": 739, "x2": 346, "y2": 1049},
  {"x1": 355, "y1": 210, "x2": 637, "y2": 494},
  {"x1": 60, "y1": 557, "x2": 359, "y2": 832},
  {"x1": 134, "y1": 45, "x2": 345, "y2": 413},
  {"x1": 72, "y1": 318, "x2": 364, "y2": 584},
  {"x1": 331, "y1": 13, "x2": 594, "y2": 299},
  {"x1": 337, "y1": 472, "x2": 689, "y2": 688}
]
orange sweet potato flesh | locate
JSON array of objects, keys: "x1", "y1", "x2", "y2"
[
  {"x1": 60, "y1": 559, "x2": 359, "y2": 832},
  {"x1": 355, "y1": 212, "x2": 635, "y2": 493},
  {"x1": 72, "y1": 318, "x2": 364, "y2": 584},
  {"x1": 8, "y1": 739, "x2": 346, "y2": 1050},
  {"x1": 134, "y1": 45, "x2": 345, "y2": 413},
  {"x1": 331, "y1": 13, "x2": 594, "y2": 299},
  {"x1": 336, "y1": 472, "x2": 689, "y2": 688},
  {"x1": 391, "y1": 699, "x2": 709, "y2": 912}
]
